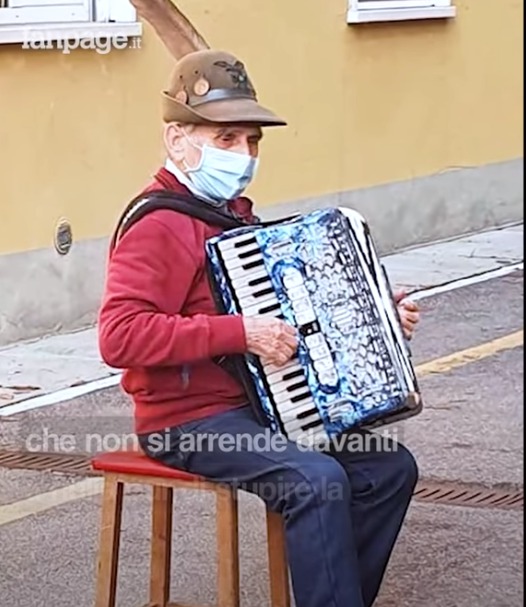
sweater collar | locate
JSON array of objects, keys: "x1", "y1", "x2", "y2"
[{"x1": 150, "y1": 161, "x2": 257, "y2": 224}]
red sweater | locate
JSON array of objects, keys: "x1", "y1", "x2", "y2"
[{"x1": 98, "y1": 167, "x2": 254, "y2": 435}]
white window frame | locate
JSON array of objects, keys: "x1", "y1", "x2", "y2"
[
  {"x1": 348, "y1": 0, "x2": 456, "y2": 23},
  {"x1": 0, "y1": 0, "x2": 142, "y2": 46}
]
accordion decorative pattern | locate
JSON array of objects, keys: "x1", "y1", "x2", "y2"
[{"x1": 206, "y1": 207, "x2": 420, "y2": 444}]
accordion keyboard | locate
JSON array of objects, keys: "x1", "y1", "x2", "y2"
[{"x1": 217, "y1": 235, "x2": 337, "y2": 442}]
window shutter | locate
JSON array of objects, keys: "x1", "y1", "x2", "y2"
[{"x1": 0, "y1": 0, "x2": 90, "y2": 24}]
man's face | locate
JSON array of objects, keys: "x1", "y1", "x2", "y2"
[{"x1": 165, "y1": 123, "x2": 263, "y2": 172}]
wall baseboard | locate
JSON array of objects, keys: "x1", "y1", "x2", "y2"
[{"x1": 1, "y1": 158, "x2": 522, "y2": 347}]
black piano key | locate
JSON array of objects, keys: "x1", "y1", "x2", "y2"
[
  {"x1": 234, "y1": 237, "x2": 258, "y2": 249},
  {"x1": 302, "y1": 419, "x2": 324, "y2": 431},
  {"x1": 239, "y1": 248, "x2": 262, "y2": 260},
  {"x1": 290, "y1": 390, "x2": 312, "y2": 404},
  {"x1": 260, "y1": 302, "x2": 281, "y2": 314},
  {"x1": 243, "y1": 259, "x2": 265, "y2": 270},
  {"x1": 296, "y1": 407, "x2": 319, "y2": 420},
  {"x1": 253, "y1": 286, "x2": 275, "y2": 298},
  {"x1": 282, "y1": 369, "x2": 304, "y2": 382},
  {"x1": 286, "y1": 380, "x2": 309, "y2": 393},
  {"x1": 248, "y1": 275, "x2": 271, "y2": 287}
]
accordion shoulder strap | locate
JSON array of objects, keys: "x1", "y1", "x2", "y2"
[
  {"x1": 107, "y1": 189, "x2": 261, "y2": 409},
  {"x1": 110, "y1": 189, "x2": 252, "y2": 251}
]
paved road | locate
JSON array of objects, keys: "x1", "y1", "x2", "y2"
[{"x1": 0, "y1": 271, "x2": 523, "y2": 607}]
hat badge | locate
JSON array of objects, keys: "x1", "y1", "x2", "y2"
[
  {"x1": 174, "y1": 90, "x2": 188, "y2": 104},
  {"x1": 194, "y1": 77, "x2": 210, "y2": 96}
]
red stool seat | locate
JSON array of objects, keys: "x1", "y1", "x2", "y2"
[
  {"x1": 91, "y1": 450, "x2": 204, "y2": 483},
  {"x1": 92, "y1": 448, "x2": 291, "y2": 607}
]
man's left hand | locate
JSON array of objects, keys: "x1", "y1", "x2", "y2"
[{"x1": 394, "y1": 290, "x2": 420, "y2": 340}]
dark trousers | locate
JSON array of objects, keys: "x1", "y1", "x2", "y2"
[{"x1": 138, "y1": 405, "x2": 418, "y2": 607}]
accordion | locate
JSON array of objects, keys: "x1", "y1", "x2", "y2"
[{"x1": 205, "y1": 207, "x2": 423, "y2": 447}]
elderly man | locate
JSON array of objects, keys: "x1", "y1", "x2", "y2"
[{"x1": 98, "y1": 49, "x2": 420, "y2": 607}]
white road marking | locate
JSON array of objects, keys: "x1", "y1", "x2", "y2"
[
  {"x1": 0, "y1": 328, "x2": 523, "y2": 527},
  {"x1": 409, "y1": 262, "x2": 523, "y2": 301},
  {"x1": 0, "y1": 478, "x2": 103, "y2": 527},
  {"x1": 0, "y1": 261, "x2": 522, "y2": 417},
  {"x1": 0, "y1": 375, "x2": 121, "y2": 417}
]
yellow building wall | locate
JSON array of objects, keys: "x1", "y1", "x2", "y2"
[{"x1": 0, "y1": 0, "x2": 523, "y2": 255}]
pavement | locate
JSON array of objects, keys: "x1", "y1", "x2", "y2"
[
  {"x1": 0, "y1": 221, "x2": 524, "y2": 607},
  {"x1": 0, "y1": 221, "x2": 523, "y2": 408}
]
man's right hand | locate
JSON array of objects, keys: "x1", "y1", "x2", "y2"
[{"x1": 243, "y1": 317, "x2": 298, "y2": 367}]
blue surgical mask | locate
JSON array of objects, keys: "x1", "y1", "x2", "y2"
[{"x1": 179, "y1": 135, "x2": 259, "y2": 206}]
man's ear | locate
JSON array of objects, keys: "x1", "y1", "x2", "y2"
[{"x1": 163, "y1": 122, "x2": 186, "y2": 162}]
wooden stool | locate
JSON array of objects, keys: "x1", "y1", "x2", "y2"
[{"x1": 91, "y1": 450, "x2": 290, "y2": 607}]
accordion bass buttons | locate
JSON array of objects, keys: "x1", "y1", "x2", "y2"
[
  {"x1": 282, "y1": 268, "x2": 303, "y2": 289},
  {"x1": 281, "y1": 268, "x2": 339, "y2": 392}
]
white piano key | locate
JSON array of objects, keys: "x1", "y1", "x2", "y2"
[
  {"x1": 217, "y1": 235, "x2": 258, "y2": 253},
  {"x1": 220, "y1": 244, "x2": 262, "y2": 262},
  {"x1": 263, "y1": 357, "x2": 300, "y2": 377},
  {"x1": 282, "y1": 411, "x2": 323, "y2": 435},
  {"x1": 222, "y1": 251, "x2": 264, "y2": 271},
  {"x1": 231, "y1": 272, "x2": 272, "y2": 292},
  {"x1": 272, "y1": 380, "x2": 311, "y2": 401},
  {"x1": 268, "y1": 378, "x2": 309, "y2": 399},
  {"x1": 233, "y1": 283, "x2": 273, "y2": 300},
  {"x1": 268, "y1": 363, "x2": 305, "y2": 381},
  {"x1": 272, "y1": 389, "x2": 313, "y2": 413},
  {"x1": 286, "y1": 414, "x2": 324, "y2": 437},
  {"x1": 240, "y1": 298, "x2": 282, "y2": 317},
  {"x1": 227, "y1": 265, "x2": 266, "y2": 280},
  {"x1": 238, "y1": 290, "x2": 280, "y2": 311},
  {"x1": 266, "y1": 371, "x2": 304, "y2": 390},
  {"x1": 271, "y1": 382, "x2": 310, "y2": 402},
  {"x1": 277, "y1": 398, "x2": 316, "y2": 418}
]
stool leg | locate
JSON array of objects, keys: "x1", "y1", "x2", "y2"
[
  {"x1": 95, "y1": 475, "x2": 124, "y2": 607},
  {"x1": 266, "y1": 509, "x2": 290, "y2": 607},
  {"x1": 216, "y1": 486, "x2": 240, "y2": 607},
  {"x1": 149, "y1": 486, "x2": 173, "y2": 607}
]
